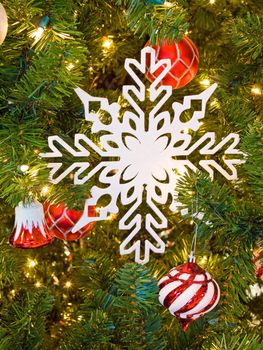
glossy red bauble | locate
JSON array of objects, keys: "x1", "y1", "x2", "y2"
[
  {"x1": 158, "y1": 260, "x2": 220, "y2": 332},
  {"x1": 44, "y1": 202, "x2": 96, "y2": 241},
  {"x1": 145, "y1": 36, "x2": 199, "y2": 89},
  {"x1": 9, "y1": 201, "x2": 54, "y2": 249}
]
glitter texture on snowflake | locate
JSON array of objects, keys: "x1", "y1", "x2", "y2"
[{"x1": 41, "y1": 47, "x2": 244, "y2": 263}]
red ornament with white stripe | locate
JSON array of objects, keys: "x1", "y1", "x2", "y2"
[
  {"x1": 254, "y1": 247, "x2": 263, "y2": 281},
  {"x1": 44, "y1": 202, "x2": 96, "y2": 241},
  {"x1": 158, "y1": 257, "x2": 220, "y2": 331},
  {"x1": 9, "y1": 201, "x2": 54, "y2": 248},
  {"x1": 145, "y1": 36, "x2": 199, "y2": 89}
]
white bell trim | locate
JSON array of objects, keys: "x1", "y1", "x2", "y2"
[{"x1": 13, "y1": 201, "x2": 47, "y2": 240}]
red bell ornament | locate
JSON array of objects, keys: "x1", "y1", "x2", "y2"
[
  {"x1": 9, "y1": 201, "x2": 54, "y2": 248},
  {"x1": 44, "y1": 202, "x2": 96, "y2": 241},
  {"x1": 158, "y1": 256, "x2": 220, "y2": 332},
  {"x1": 145, "y1": 36, "x2": 199, "y2": 89}
]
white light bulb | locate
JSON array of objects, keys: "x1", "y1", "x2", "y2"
[
  {"x1": 251, "y1": 87, "x2": 261, "y2": 95},
  {"x1": 28, "y1": 259, "x2": 36, "y2": 268},
  {"x1": 41, "y1": 185, "x2": 49, "y2": 196},
  {"x1": 20, "y1": 164, "x2": 29, "y2": 172},
  {"x1": 29, "y1": 27, "x2": 44, "y2": 44},
  {"x1": 164, "y1": 1, "x2": 173, "y2": 7},
  {"x1": 65, "y1": 281, "x2": 72, "y2": 288},
  {"x1": 102, "y1": 37, "x2": 113, "y2": 49},
  {"x1": 200, "y1": 79, "x2": 210, "y2": 87},
  {"x1": 64, "y1": 250, "x2": 70, "y2": 257},
  {"x1": 66, "y1": 62, "x2": 75, "y2": 71}
]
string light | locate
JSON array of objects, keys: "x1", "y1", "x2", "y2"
[
  {"x1": 20, "y1": 164, "x2": 29, "y2": 173},
  {"x1": 164, "y1": 1, "x2": 173, "y2": 7},
  {"x1": 41, "y1": 185, "x2": 50, "y2": 196},
  {"x1": 35, "y1": 281, "x2": 41, "y2": 288},
  {"x1": 65, "y1": 281, "x2": 72, "y2": 288},
  {"x1": 251, "y1": 86, "x2": 261, "y2": 95},
  {"x1": 64, "y1": 250, "x2": 70, "y2": 257},
  {"x1": 63, "y1": 312, "x2": 71, "y2": 320},
  {"x1": 200, "y1": 79, "x2": 210, "y2": 87},
  {"x1": 29, "y1": 27, "x2": 45, "y2": 43},
  {"x1": 102, "y1": 36, "x2": 113, "y2": 50},
  {"x1": 209, "y1": 0, "x2": 215, "y2": 4},
  {"x1": 29, "y1": 16, "x2": 49, "y2": 45},
  {"x1": 247, "y1": 284, "x2": 263, "y2": 299},
  {"x1": 10, "y1": 289, "x2": 16, "y2": 296},
  {"x1": 66, "y1": 62, "x2": 75, "y2": 71},
  {"x1": 188, "y1": 191, "x2": 195, "y2": 195},
  {"x1": 52, "y1": 274, "x2": 59, "y2": 285},
  {"x1": 28, "y1": 259, "x2": 37, "y2": 268}
]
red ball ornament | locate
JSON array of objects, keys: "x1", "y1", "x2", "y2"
[
  {"x1": 145, "y1": 36, "x2": 199, "y2": 89},
  {"x1": 9, "y1": 201, "x2": 54, "y2": 249},
  {"x1": 44, "y1": 202, "x2": 96, "y2": 241},
  {"x1": 158, "y1": 258, "x2": 220, "y2": 332}
]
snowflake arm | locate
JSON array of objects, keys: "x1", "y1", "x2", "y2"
[{"x1": 172, "y1": 83, "x2": 217, "y2": 132}]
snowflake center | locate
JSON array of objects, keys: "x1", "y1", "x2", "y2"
[{"x1": 122, "y1": 133, "x2": 169, "y2": 183}]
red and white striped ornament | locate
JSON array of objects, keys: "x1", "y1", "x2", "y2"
[{"x1": 158, "y1": 255, "x2": 220, "y2": 331}]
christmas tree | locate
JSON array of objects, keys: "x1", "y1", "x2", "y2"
[{"x1": 0, "y1": 0, "x2": 262, "y2": 349}]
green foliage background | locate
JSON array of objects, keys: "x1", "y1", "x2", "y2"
[{"x1": 0, "y1": 0, "x2": 262, "y2": 349}]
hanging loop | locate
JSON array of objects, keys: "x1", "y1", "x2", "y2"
[{"x1": 188, "y1": 190, "x2": 199, "y2": 261}]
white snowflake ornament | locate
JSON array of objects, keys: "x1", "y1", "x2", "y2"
[{"x1": 41, "y1": 47, "x2": 244, "y2": 264}]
